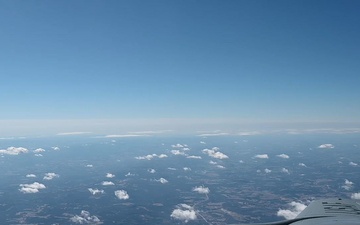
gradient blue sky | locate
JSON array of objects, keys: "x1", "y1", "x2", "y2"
[{"x1": 1, "y1": 1, "x2": 360, "y2": 135}]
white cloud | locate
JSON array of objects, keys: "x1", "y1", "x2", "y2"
[
  {"x1": 105, "y1": 134, "x2": 149, "y2": 138},
  {"x1": 86, "y1": 164, "x2": 93, "y2": 168},
  {"x1": 125, "y1": 172, "x2": 135, "y2": 177},
  {"x1": 351, "y1": 193, "x2": 360, "y2": 199},
  {"x1": 43, "y1": 173, "x2": 59, "y2": 180},
  {"x1": 52, "y1": 146, "x2": 60, "y2": 151},
  {"x1": 198, "y1": 133, "x2": 229, "y2": 137},
  {"x1": 70, "y1": 210, "x2": 102, "y2": 224},
  {"x1": 183, "y1": 167, "x2": 191, "y2": 171},
  {"x1": 187, "y1": 155, "x2": 202, "y2": 159},
  {"x1": 168, "y1": 167, "x2": 176, "y2": 170},
  {"x1": 239, "y1": 160, "x2": 244, "y2": 163},
  {"x1": 19, "y1": 182, "x2": 46, "y2": 194},
  {"x1": 299, "y1": 163, "x2": 307, "y2": 167},
  {"x1": 171, "y1": 204, "x2": 197, "y2": 222},
  {"x1": 277, "y1": 201, "x2": 307, "y2": 220},
  {"x1": 171, "y1": 144, "x2": 185, "y2": 148},
  {"x1": 349, "y1": 162, "x2": 358, "y2": 166},
  {"x1": 238, "y1": 131, "x2": 261, "y2": 136},
  {"x1": 171, "y1": 150, "x2": 186, "y2": 156},
  {"x1": 35, "y1": 154, "x2": 43, "y2": 157},
  {"x1": 209, "y1": 160, "x2": 217, "y2": 165},
  {"x1": 156, "y1": 178, "x2": 168, "y2": 184},
  {"x1": 0, "y1": 147, "x2": 28, "y2": 155},
  {"x1": 102, "y1": 181, "x2": 115, "y2": 186},
  {"x1": 277, "y1": 154, "x2": 289, "y2": 159},
  {"x1": 148, "y1": 169, "x2": 156, "y2": 173},
  {"x1": 254, "y1": 154, "x2": 269, "y2": 159},
  {"x1": 264, "y1": 168, "x2": 272, "y2": 173},
  {"x1": 318, "y1": 144, "x2": 334, "y2": 149},
  {"x1": 26, "y1": 174, "x2": 36, "y2": 178},
  {"x1": 281, "y1": 168, "x2": 290, "y2": 174},
  {"x1": 200, "y1": 141, "x2": 206, "y2": 144},
  {"x1": 34, "y1": 148, "x2": 45, "y2": 153},
  {"x1": 135, "y1": 153, "x2": 168, "y2": 160},
  {"x1": 115, "y1": 190, "x2": 129, "y2": 200},
  {"x1": 106, "y1": 173, "x2": 115, "y2": 178},
  {"x1": 57, "y1": 132, "x2": 91, "y2": 136},
  {"x1": 88, "y1": 188, "x2": 104, "y2": 195},
  {"x1": 193, "y1": 186, "x2": 210, "y2": 194},
  {"x1": 342, "y1": 179, "x2": 354, "y2": 190},
  {"x1": 202, "y1": 147, "x2": 228, "y2": 159},
  {"x1": 216, "y1": 165, "x2": 225, "y2": 169}
]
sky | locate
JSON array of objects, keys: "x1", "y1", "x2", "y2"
[{"x1": 1, "y1": 0, "x2": 360, "y2": 136}]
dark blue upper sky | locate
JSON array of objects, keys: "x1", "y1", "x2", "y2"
[{"x1": 1, "y1": 0, "x2": 360, "y2": 134}]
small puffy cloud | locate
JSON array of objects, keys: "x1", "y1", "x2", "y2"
[
  {"x1": 349, "y1": 162, "x2": 358, "y2": 166},
  {"x1": 35, "y1": 154, "x2": 43, "y2": 157},
  {"x1": 318, "y1": 144, "x2": 334, "y2": 149},
  {"x1": 171, "y1": 150, "x2": 186, "y2": 156},
  {"x1": 342, "y1": 179, "x2": 354, "y2": 190},
  {"x1": 216, "y1": 165, "x2": 225, "y2": 169},
  {"x1": 254, "y1": 154, "x2": 269, "y2": 159},
  {"x1": 102, "y1": 181, "x2": 115, "y2": 186},
  {"x1": 172, "y1": 144, "x2": 185, "y2": 148},
  {"x1": 187, "y1": 155, "x2": 202, "y2": 159},
  {"x1": 88, "y1": 188, "x2": 104, "y2": 195},
  {"x1": 0, "y1": 147, "x2": 28, "y2": 155},
  {"x1": 264, "y1": 168, "x2": 272, "y2": 173},
  {"x1": 115, "y1": 190, "x2": 129, "y2": 200},
  {"x1": 209, "y1": 160, "x2": 217, "y2": 165},
  {"x1": 135, "y1": 153, "x2": 167, "y2": 160},
  {"x1": 106, "y1": 173, "x2": 115, "y2": 178},
  {"x1": 193, "y1": 186, "x2": 210, "y2": 194},
  {"x1": 202, "y1": 147, "x2": 228, "y2": 159},
  {"x1": 171, "y1": 204, "x2": 197, "y2": 222},
  {"x1": 19, "y1": 182, "x2": 46, "y2": 194},
  {"x1": 105, "y1": 134, "x2": 148, "y2": 138},
  {"x1": 52, "y1": 146, "x2": 60, "y2": 151},
  {"x1": 183, "y1": 167, "x2": 191, "y2": 171},
  {"x1": 281, "y1": 168, "x2": 290, "y2": 174},
  {"x1": 277, "y1": 154, "x2": 289, "y2": 159},
  {"x1": 125, "y1": 172, "x2": 135, "y2": 177},
  {"x1": 57, "y1": 132, "x2": 91, "y2": 136},
  {"x1": 86, "y1": 164, "x2": 93, "y2": 168},
  {"x1": 351, "y1": 193, "x2": 360, "y2": 199},
  {"x1": 238, "y1": 131, "x2": 261, "y2": 136},
  {"x1": 168, "y1": 167, "x2": 176, "y2": 170},
  {"x1": 43, "y1": 173, "x2": 59, "y2": 180},
  {"x1": 70, "y1": 210, "x2": 102, "y2": 224},
  {"x1": 34, "y1": 148, "x2": 45, "y2": 153},
  {"x1": 148, "y1": 169, "x2": 156, "y2": 173},
  {"x1": 200, "y1": 141, "x2": 206, "y2": 144},
  {"x1": 239, "y1": 160, "x2": 244, "y2": 163},
  {"x1": 156, "y1": 178, "x2": 168, "y2": 184},
  {"x1": 26, "y1": 174, "x2": 36, "y2": 178},
  {"x1": 198, "y1": 132, "x2": 229, "y2": 137},
  {"x1": 299, "y1": 163, "x2": 307, "y2": 167},
  {"x1": 277, "y1": 201, "x2": 307, "y2": 220}
]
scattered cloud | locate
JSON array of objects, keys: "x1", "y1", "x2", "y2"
[
  {"x1": 148, "y1": 169, "x2": 156, "y2": 173},
  {"x1": 187, "y1": 155, "x2": 202, "y2": 159},
  {"x1": 86, "y1": 164, "x2": 93, "y2": 168},
  {"x1": 52, "y1": 146, "x2": 60, "y2": 151},
  {"x1": 114, "y1": 190, "x2": 129, "y2": 200},
  {"x1": 277, "y1": 154, "x2": 289, "y2": 159},
  {"x1": 216, "y1": 165, "x2": 225, "y2": 169},
  {"x1": 156, "y1": 178, "x2": 168, "y2": 184},
  {"x1": 171, "y1": 150, "x2": 186, "y2": 156},
  {"x1": 193, "y1": 186, "x2": 210, "y2": 194},
  {"x1": 351, "y1": 193, "x2": 360, "y2": 200},
  {"x1": 70, "y1": 210, "x2": 102, "y2": 224},
  {"x1": 102, "y1": 181, "x2": 115, "y2": 186},
  {"x1": 106, "y1": 173, "x2": 115, "y2": 178},
  {"x1": 125, "y1": 172, "x2": 135, "y2": 177},
  {"x1": 202, "y1": 147, "x2": 228, "y2": 159},
  {"x1": 135, "y1": 153, "x2": 168, "y2": 160},
  {"x1": 254, "y1": 154, "x2": 269, "y2": 159},
  {"x1": 168, "y1": 167, "x2": 176, "y2": 170},
  {"x1": 349, "y1": 162, "x2": 358, "y2": 166},
  {"x1": 35, "y1": 154, "x2": 43, "y2": 157},
  {"x1": 198, "y1": 132, "x2": 229, "y2": 137},
  {"x1": 26, "y1": 174, "x2": 36, "y2": 178},
  {"x1": 200, "y1": 141, "x2": 206, "y2": 144},
  {"x1": 238, "y1": 131, "x2": 261, "y2": 136},
  {"x1": 43, "y1": 173, "x2": 59, "y2": 180},
  {"x1": 57, "y1": 132, "x2": 91, "y2": 136},
  {"x1": 342, "y1": 179, "x2": 354, "y2": 190},
  {"x1": 0, "y1": 147, "x2": 28, "y2": 155},
  {"x1": 318, "y1": 144, "x2": 334, "y2": 149},
  {"x1": 183, "y1": 167, "x2": 191, "y2": 171},
  {"x1": 128, "y1": 130, "x2": 172, "y2": 135},
  {"x1": 281, "y1": 168, "x2": 290, "y2": 174},
  {"x1": 277, "y1": 201, "x2": 307, "y2": 220},
  {"x1": 171, "y1": 144, "x2": 186, "y2": 148},
  {"x1": 171, "y1": 204, "x2": 197, "y2": 222},
  {"x1": 105, "y1": 134, "x2": 148, "y2": 138},
  {"x1": 88, "y1": 188, "x2": 104, "y2": 195},
  {"x1": 264, "y1": 168, "x2": 272, "y2": 173},
  {"x1": 34, "y1": 148, "x2": 45, "y2": 153},
  {"x1": 209, "y1": 160, "x2": 217, "y2": 165},
  {"x1": 299, "y1": 163, "x2": 307, "y2": 167},
  {"x1": 19, "y1": 182, "x2": 46, "y2": 194}
]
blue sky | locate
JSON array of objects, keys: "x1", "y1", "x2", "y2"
[{"x1": 1, "y1": 1, "x2": 360, "y2": 135}]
